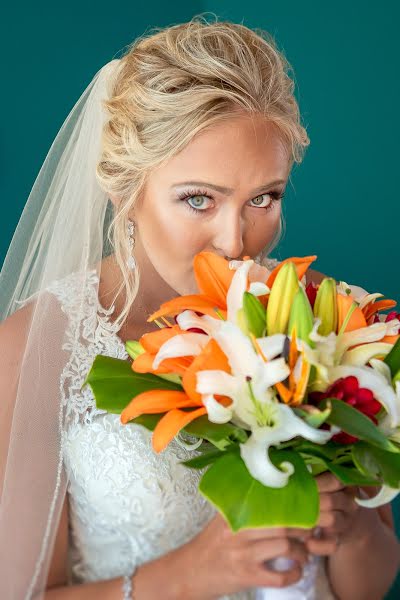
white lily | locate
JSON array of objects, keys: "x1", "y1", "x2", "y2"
[
  {"x1": 354, "y1": 485, "x2": 399, "y2": 508},
  {"x1": 195, "y1": 320, "x2": 335, "y2": 487},
  {"x1": 337, "y1": 280, "x2": 369, "y2": 302},
  {"x1": 240, "y1": 404, "x2": 334, "y2": 487},
  {"x1": 377, "y1": 380, "x2": 400, "y2": 442},
  {"x1": 176, "y1": 310, "x2": 221, "y2": 336},
  {"x1": 336, "y1": 319, "x2": 400, "y2": 364},
  {"x1": 152, "y1": 332, "x2": 209, "y2": 369},
  {"x1": 226, "y1": 259, "x2": 255, "y2": 324},
  {"x1": 341, "y1": 343, "x2": 394, "y2": 367}
]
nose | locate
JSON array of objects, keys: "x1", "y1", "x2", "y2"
[{"x1": 212, "y1": 210, "x2": 245, "y2": 261}]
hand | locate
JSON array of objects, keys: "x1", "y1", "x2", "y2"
[
  {"x1": 305, "y1": 472, "x2": 361, "y2": 557},
  {"x1": 175, "y1": 511, "x2": 313, "y2": 600}
]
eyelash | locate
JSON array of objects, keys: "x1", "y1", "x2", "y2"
[{"x1": 177, "y1": 187, "x2": 285, "y2": 215}]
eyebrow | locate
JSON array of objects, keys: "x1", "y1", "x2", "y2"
[{"x1": 171, "y1": 179, "x2": 286, "y2": 195}]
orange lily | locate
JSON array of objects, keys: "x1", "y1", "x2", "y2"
[
  {"x1": 252, "y1": 331, "x2": 309, "y2": 407},
  {"x1": 266, "y1": 255, "x2": 318, "y2": 289},
  {"x1": 132, "y1": 325, "x2": 193, "y2": 376},
  {"x1": 337, "y1": 293, "x2": 399, "y2": 344},
  {"x1": 121, "y1": 338, "x2": 232, "y2": 453},
  {"x1": 362, "y1": 298, "x2": 399, "y2": 344},
  {"x1": 147, "y1": 252, "x2": 233, "y2": 323},
  {"x1": 337, "y1": 294, "x2": 367, "y2": 333},
  {"x1": 148, "y1": 252, "x2": 318, "y2": 322}
]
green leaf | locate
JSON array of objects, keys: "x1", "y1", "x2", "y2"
[
  {"x1": 183, "y1": 415, "x2": 248, "y2": 450},
  {"x1": 352, "y1": 442, "x2": 400, "y2": 488},
  {"x1": 181, "y1": 446, "x2": 232, "y2": 469},
  {"x1": 129, "y1": 413, "x2": 164, "y2": 431},
  {"x1": 296, "y1": 440, "x2": 343, "y2": 461},
  {"x1": 293, "y1": 405, "x2": 331, "y2": 428},
  {"x1": 125, "y1": 340, "x2": 145, "y2": 360},
  {"x1": 288, "y1": 286, "x2": 315, "y2": 349},
  {"x1": 199, "y1": 449, "x2": 319, "y2": 531},
  {"x1": 324, "y1": 462, "x2": 379, "y2": 486},
  {"x1": 242, "y1": 291, "x2": 266, "y2": 338},
  {"x1": 384, "y1": 337, "x2": 400, "y2": 378},
  {"x1": 320, "y1": 397, "x2": 400, "y2": 454},
  {"x1": 82, "y1": 355, "x2": 182, "y2": 413}
]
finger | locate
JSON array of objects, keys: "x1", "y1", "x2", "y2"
[
  {"x1": 256, "y1": 563, "x2": 304, "y2": 588},
  {"x1": 317, "y1": 510, "x2": 347, "y2": 530},
  {"x1": 306, "y1": 533, "x2": 340, "y2": 556},
  {"x1": 241, "y1": 526, "x2": 313, "y2": 541},
  {"x1": 319, "y1": 490, "x2": 358, "y2": 513},
  {"x1": 254, "y1": 536, "x2": 310, "y2": 568},
  {"x1": 315, "y1": 472, "x2": 346, "y2": 493}
]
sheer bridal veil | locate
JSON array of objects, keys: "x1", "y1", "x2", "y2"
[{"x1": 0, "y1": 58, "x2": 123, "y2": 599}]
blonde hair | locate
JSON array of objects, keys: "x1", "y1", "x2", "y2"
[{"x1": 96, "y1": 13, "x2": 310, "y2": 330}]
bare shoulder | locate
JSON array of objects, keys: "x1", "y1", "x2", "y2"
[
  {"x1": 0, "y1": 299, "x2": 70, "y2": 588},
  {"x1": 0, "y1": 302, "x2": 36, "y2": 365}
]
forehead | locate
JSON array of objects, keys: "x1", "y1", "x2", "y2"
[{"x1": 152, "y1": 113, "x2": 291, "y2": 188}]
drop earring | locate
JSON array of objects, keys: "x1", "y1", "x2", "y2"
[{"x1": 126, "y1": 218, "x2": 137, "y2": 270}]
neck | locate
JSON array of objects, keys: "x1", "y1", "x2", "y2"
[{"x1": 97, "y1": 240, "x2": 178, "y2": 343}]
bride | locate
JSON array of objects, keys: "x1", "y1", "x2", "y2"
[{"x1": 0, "y1": 14, "x2": 398, "y2": 600}]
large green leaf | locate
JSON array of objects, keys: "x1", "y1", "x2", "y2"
[
  {"x1": 352, "y1": 442, "x2": 400, "y2": 488},
  {"x1": 129, "y1": 413, "x2": 164, "y2": 431},
  {"x1": 82, "y1": 355, "x2": 182, "y2": 413},
  {"x1": 320, "y1": 398, "x2": 400, "y2": 454},
  {"x1": 324, "y1": 462, "x2": 379, "y2": 486},
  {"x1": 296, "y1": 440, "x2": 344, "y2": 461},
  {"x1": 181, "y1": 446, "x2": 232, "y2": 469},
  {"x1": 183, "y1": 415, "x2": 248, "y2": 450},
  {"x1": 199, "y1": 448, "x2": 318, "y2": 531},
  {"x1": 384, "y1": 337, "x2": 400, "y2": 379}
]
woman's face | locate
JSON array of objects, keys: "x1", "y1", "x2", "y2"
[{"x1": 132, "y1": 113, "x2": 291, "y2": 295}]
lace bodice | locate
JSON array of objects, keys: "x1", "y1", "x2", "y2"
[{"x1": 46, "y1": 259, "x2": 336, "y2": 600}]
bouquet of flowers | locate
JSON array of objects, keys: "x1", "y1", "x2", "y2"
[{"x1": 83, "y1": 252, "x2": 400, "y2": 531}]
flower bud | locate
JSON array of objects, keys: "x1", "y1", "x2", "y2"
[
  {"x1": 313, "y1": 278, "x2": 338, "y2": 335},
  {"x1": 288, "y1": 286, "x2": 316, "y2": 349},
  {"x1": 266, "y1": 262, "x2": 300, "y2": 335}
]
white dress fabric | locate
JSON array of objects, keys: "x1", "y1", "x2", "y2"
[{"x1": 45, "y1": 259, "x2": 337, "y2": 600}]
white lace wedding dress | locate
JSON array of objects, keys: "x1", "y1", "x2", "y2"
[{"x1": 45, "y1": 258, "x2": 337, "y2": 600}]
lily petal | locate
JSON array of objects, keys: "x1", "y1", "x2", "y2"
[
  {"x1": 354, "y1": 485, "x2": 399, "y2": 508},
  {"x1": 152, "y1": 406, "x2": 207, "y2": 452},
  {"x1": 240, "y1": 432, "x2": 295, "y2": 488},
  {"x1": 266, "y1": 256, "x2": 317, "y2": 289},
  {"x1": 248, "y1": 281, "x2": 271, "y2": 296},
  {"x1": 255, "y1": 334, "x2": 287, "y2": 360},
  {"x1": 196, "y1": 369, "x2": 239, "y2": 398},
  {"x1": 212, "y1": 321, "x2": 260, "y2": 378},
  {"x1": 202, "y1": 394, "x2": 233, "y2": 423},
  {"x1": 148, "y1": 294, "x2": 226, "y2": 322},
  {"x1": 193, "y1": 252, "x2": 234, "y2": 306},
  {"x1": 176, "y1": 309, "x2": 221, "y2": 336},
  {"x1": 342, "y1": 343, "x2": 394, "y2": 367},
  {"x1": 120, "y1": 390, "x2": 196, "y2": 424},
  {"x1": 359, "y1": 293, "x2": 384, "y2": 311},
  {"x1": 369, "y1": 358, "x2": 393, "y2": 383},
  {"x1": 337, "y1": 322, "x2": 399, "y2": 361},
  {"x1": 227, "y1": 259, "x2": 254, "y2": 324},
  {"x1": 153, "y1": 332, "x2": 209, "y2": 369},
  {"x1": 240, "y1": 403, "x2": 334, "y2": 487}
]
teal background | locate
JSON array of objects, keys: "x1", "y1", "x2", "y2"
[{"x1": 2, "y1": 1, "x2": 399, "y2": 596}]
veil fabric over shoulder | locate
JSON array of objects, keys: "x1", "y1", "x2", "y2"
[
  {"x1": 0, "y1": 58, "x2": 123, "y2": 599},
  {"x1": 0, "y1": 56, "x2": 284, "y2": 600}
]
